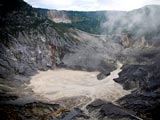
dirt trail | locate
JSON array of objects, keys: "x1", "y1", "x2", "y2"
[{"x1": 28, "y1": 62, "x2": 130, "y2": 108}]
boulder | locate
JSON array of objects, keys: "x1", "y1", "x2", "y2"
[{"x1": 97, "y1": 72, "x2": 110, "y2": 80}]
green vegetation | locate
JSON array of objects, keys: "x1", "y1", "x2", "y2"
[
  {"x1": 60, "y1": 11, "x2": 106, "y2": 34},
  {"x1": 46, "y1": 19, "x2": 69, "y2": 40}
]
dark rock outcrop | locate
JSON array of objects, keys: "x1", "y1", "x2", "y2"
[
  {"x1": 114, "y1": 65, "x2": 149, "y2": 90},
  {"x1": 97, "y1": 72, "x2": 110, "y2": 80},
  {"x1": 114, "y1": 63, "x2": 160, "y2": 90},
  {"x1": 118, "y1": 90, "x2": 160, "y2": 120},
  {"x1": 0, "y1": 92, "x2": 89, "y2": 120},
  {"x1": 114, "y1": 63, "x2": 160, "y2": 119},
  {"x1": 0, "y1": 102, "x2": 61, "y2": 120},
  {"x1": 86, "y1": 99, "x2": 139, "y2": 120},
  {"x1": 60, "y1": 108, "x2": 89, "y2": 120}
]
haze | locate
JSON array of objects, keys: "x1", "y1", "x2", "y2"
[{"x1": 24, "y1": 0, "x2": 160, "y2": 11}]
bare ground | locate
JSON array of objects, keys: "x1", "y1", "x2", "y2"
[{"x1": 28, "y1": 62, "x2": 130, "y2": 108}]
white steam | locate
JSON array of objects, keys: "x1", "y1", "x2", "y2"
[{"x1": 101, "y1": 5, "x2": 160, "y2": 38}]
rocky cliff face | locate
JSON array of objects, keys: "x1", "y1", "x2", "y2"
[{"x1": 47, "y1": 10, "x2": 71, "y2": 23}]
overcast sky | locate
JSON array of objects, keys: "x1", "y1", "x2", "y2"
[{"x1": 24, "y1": 0, "x2": 160, "y2": 11}]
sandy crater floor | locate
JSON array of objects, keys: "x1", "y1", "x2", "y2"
[{"x1": 28, "y1": 63, "x2": 130, "y2": 108}]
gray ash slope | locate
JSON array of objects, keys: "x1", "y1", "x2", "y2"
[
  {"x1": 0, "y1": 0, "x2": 76, "y2": 80},
  {"x1": 0, "y1": 0, "x2": 160, "y2": 119}
]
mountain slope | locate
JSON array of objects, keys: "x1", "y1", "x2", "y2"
[
  {"x1": 45, "y1": 5, "x2": 160, "y2": 38},
  {"x1": 0, "y1": 0, "x2": 79, "y2": 80}
]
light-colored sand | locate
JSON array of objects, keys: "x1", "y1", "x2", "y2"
[{"x1": 28, "y1": 62, "x2": 130, "y2": 107}]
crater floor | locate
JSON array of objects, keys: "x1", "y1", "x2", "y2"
[{"x1": 28, "y1": 62, "x2": 130, "y2": 108}]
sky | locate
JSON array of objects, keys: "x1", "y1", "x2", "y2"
[{"x1": 24, "y1": 0, "x2": 160, "y2": 11}]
